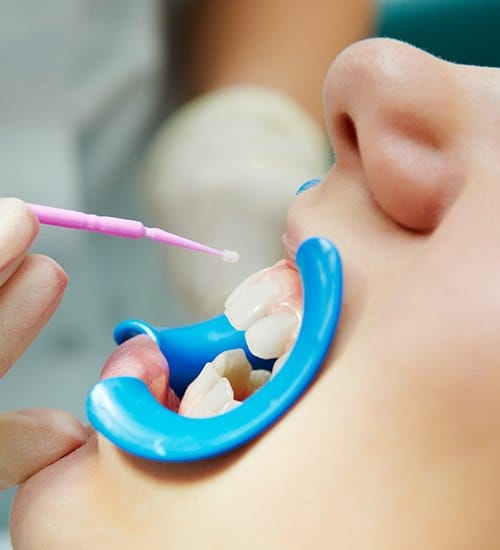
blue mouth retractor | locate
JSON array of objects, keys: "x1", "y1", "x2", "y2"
[{"x1": 86, "y1": 237, "x2": 343, "y2": 462}]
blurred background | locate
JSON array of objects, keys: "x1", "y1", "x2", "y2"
[{"x1": 0, "y1": 0, "x2": 499, "y2": 545}]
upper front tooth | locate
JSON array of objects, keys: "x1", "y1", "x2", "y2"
[
  {"x1": 224, "y1": 268, "x2": 269, "y2": 310},
  {"x1": 225, "y1": 279, "x2": 282, "y2": 330},
  {"x1": 245, "y1": 312, "x2": 298, "y2": 359}
]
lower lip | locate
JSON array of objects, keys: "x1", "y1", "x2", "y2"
[{"x1": 100, "y1": 335, "x2": 177, "y2": 409}]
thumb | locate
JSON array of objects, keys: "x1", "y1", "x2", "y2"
[{"x1": 0, "y1": 408, "x2": 88, "y2": 489}]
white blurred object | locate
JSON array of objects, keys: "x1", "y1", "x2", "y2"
[{"x1": 142, "y1": 86, "x2": 331, "y2": 319}]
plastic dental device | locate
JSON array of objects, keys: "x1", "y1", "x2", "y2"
[
  {"x1": 87, "y1": 236, "x2": 343, "y2": 462},
  {"x1": 28, "y1": 203, "x2": 239, "y2": 262}
]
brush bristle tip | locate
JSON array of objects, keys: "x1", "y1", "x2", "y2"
[{"x1": 222, "y1": 249, "x2": 240, "y2": 263}]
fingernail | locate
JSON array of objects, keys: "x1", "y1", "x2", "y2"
[{"x1": 295, "y1": 178, "x2": 322, "y2": 195}]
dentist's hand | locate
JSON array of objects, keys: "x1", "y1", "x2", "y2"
[{"x1": 0, "y1": 198, "x2": 87, "y2": 489}]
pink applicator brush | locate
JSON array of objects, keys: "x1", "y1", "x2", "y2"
[{"x1": 28, "y1": 204, "x2": 239, "y2": 263}]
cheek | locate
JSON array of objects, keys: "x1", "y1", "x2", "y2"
[{"x1": 352, "y1": 259, "x2": 500, "y2": 475}]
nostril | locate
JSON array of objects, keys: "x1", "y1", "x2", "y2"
[
  {"x1": 340, "y1": 113, "x2": 359, "y2": 151},
  {"x1": 334, "y1": 113, "x2": 360, "y2": 163}
]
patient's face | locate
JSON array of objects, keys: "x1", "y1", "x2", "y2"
[{"x1": 12, "y1": 39, "x2": 500, "y2": 548}]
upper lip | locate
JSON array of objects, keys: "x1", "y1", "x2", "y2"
[
  {"x1": 282, "y1": 206, "x2": 308, "y2": 262},
  {"x1": 282, "y1": 232, "x2": 297, "y2": 261}
]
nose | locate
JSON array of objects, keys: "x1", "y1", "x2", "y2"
[{"x1": 324, "y1": 38, "x2": 464, "y2": 232}]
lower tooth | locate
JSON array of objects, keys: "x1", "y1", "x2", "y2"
[
  {"x1": 178, "y1": 363, "x2": 220, "y2": 415},
  {"x1": 271, "y1": 351, "x2": 290, "y2": 378},
  {"x1": 180, "y1": 344, "x2": 288, "y2": 418},
  {"x1": 212, "y1": 349, "x2": 252, "y2": 401},
  {"x1": 187, "y1": 377, "x2": 234, "y2": 418},
  {"x1": 248, "y1": 369, "x2": 271, "y2": 394},
  {"x1": 221, "y1": 400, "x2": 241, "y2": 413}
]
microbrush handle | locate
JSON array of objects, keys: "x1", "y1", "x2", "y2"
[
  {"x1": 28, "y1": 204, "x2": 147, "y2": 239},
  {"x1": 27, "y1": 203, "x2": 240, "y2": 262}
]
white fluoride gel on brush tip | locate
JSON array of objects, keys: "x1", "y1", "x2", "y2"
[{"x1": 222, "y1": 249, "x2": 240, "y2": 263}]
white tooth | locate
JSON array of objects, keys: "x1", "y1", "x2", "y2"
[
  {"x1": 224, "y1": 268, "x2": 269, "y2": 309},
  {"x1": 212, "y1": 349, "x2": 252, "y2": 400},
  {"x1": 178, "y1": 362, "x2": 220, "y2": 415},
  {"x1": 246, "y1": 312, "x2": 298, "y2": 359},
  {"x1": 271, "y1": 351, "x2": 291, "y2": 378},
  {"x1": 187, "y1": 378, "x2": 234, "y2": 418},
  {"x1": 225, "y1": 279, "x2": 283, "y2": 331},
  {"x1": 248, "y1": 369, "x2": 271, "y2": 394},
  {"x1": 220, "y1": 400, "x2": 241, "y2": 414},
  {"x1": 211, "y1": 349, "x2": 250, "y2": 377}
]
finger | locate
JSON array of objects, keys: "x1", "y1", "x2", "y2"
[
  {"x1": 0, "y1": 198, "x2": 39, "y2": 288},
  {"x1": 0, "y1": 254, "x2": 68, "y2": 378},
  {"x1": 0, "y1": 408, "x2": 88, "y2": 489}
]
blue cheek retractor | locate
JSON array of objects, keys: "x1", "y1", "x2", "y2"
[{"x1": 86, "y1": 237, "x2": 343, "y2": 462}]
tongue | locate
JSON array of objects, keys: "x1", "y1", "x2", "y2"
[{"x1": 100, "y1": 335, "x2": 179, "y2": 410}]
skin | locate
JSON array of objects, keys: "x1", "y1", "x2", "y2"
[{"x1": 9, "y1": 37, "x2": 500, "y2": 547}]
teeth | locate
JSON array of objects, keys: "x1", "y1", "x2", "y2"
[
  {"x1": 245, "y1": 312, "x2": 298, "y2": 359},
  {"x1": 179, "y1": 261, "x2": 303, "y2": 418},
  {"x1": 186, "y1": 378, "x2": 234, "y2": 418},
  {"x1": 271, "y1": 351, "x2": 290, "y2": 378},
  {"x1": 224, "y1": 267, "x2": 269, "y2": 310},
  {"x1": 212, "y1": 349, "x2": 252, "y2": 401},
  {"x1": 179, "y1": 350, "x2": 269, "y2": 418},
  {"x1": 248, "y1": 369, "x2": 271, "y2": 393},
  {"x1": 220, "y1": 400, "x2": 241, "y2": 414},
  {"x1": 178, "y1": 363, "x2": 221, "y2": 415},
  {"x1": 224, "y1": 262, "x2": 302, "y2": 362},
  {"x1": 224, "y1": 279, "x2": 282, "y2": 330},
  {"x1": 224, "y1": 264, "x2": 299, "y2": 331},
  {"x1": 178, "y1": 349, "x2": 294, "y2": 418}
]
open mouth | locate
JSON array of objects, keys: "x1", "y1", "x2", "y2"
[
  {"x1": 89, "y1": 236, "x2": 342, "y2": 461},
  {"x1": 100, "y1": 257, "x2": 303, "y2": 418},
  {"x1": 179, "y1": 258, "x2": 303, "y2": 417}
]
